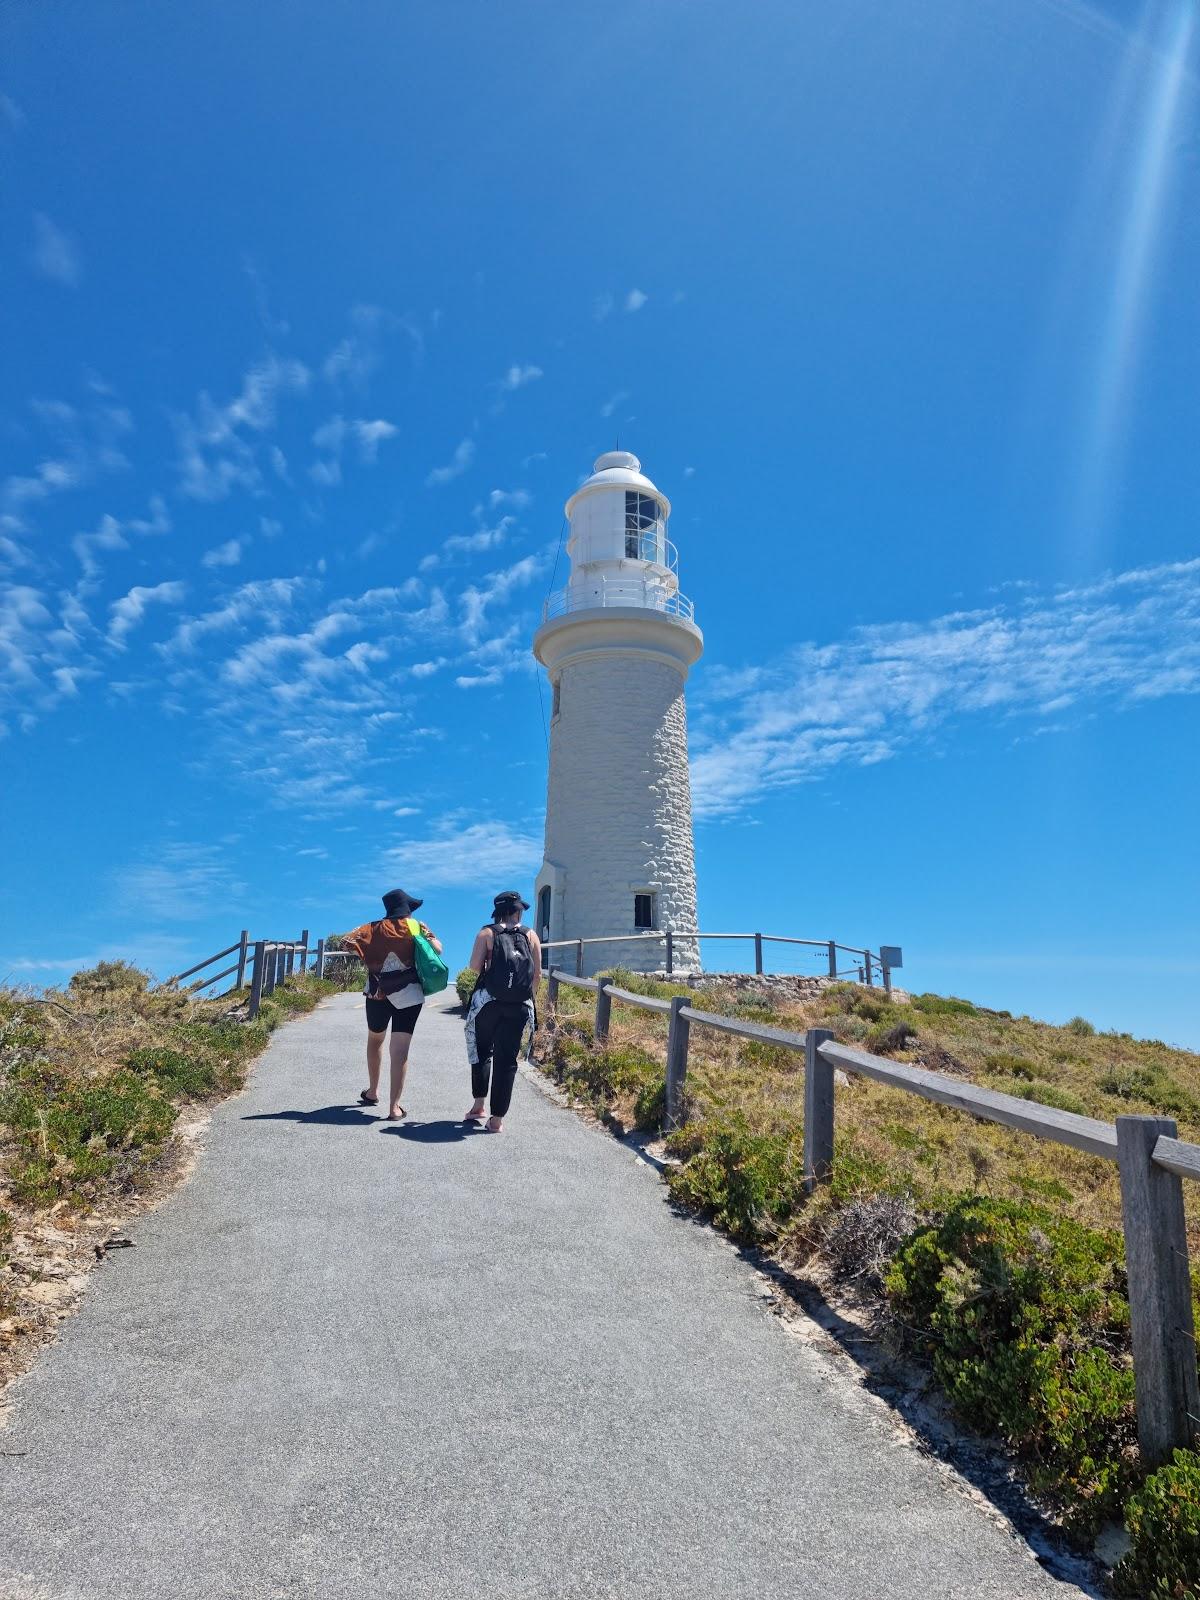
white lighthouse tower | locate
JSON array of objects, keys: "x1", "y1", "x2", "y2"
[{"x1": 532, "y1": 451, "x2": 703, "y2": 975}]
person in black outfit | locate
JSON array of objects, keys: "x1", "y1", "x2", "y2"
[{"x1": 463, "y1": 891, "x2": 541, "y2": 1133}]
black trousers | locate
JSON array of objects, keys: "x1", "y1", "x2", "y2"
[{"x1": 471, "y1": 1000, "x2": 528, "y2": 1117}]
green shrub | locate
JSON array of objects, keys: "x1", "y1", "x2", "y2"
[
  {"x1": 1115, "y1": 1448, "x2": 1200, "y2": 1598},
  {"x1": 911, "y1": 993, "x2": 977, "y2": 1017},
  {"x1": 1006, "y1": 1080, "x2": 1089, "y2": 1117},
  {"x1": 1, "y1": 1065, "x2": 177, "y2": 1208},
  {"x1": 1098, "y1": 1064, "x2": 1200, "y2": 1123},
  {"x1": 986, "y1": 1053, "x2": 1045, "y2": 1081},
  {"x1": 455, "y1": 967, "x2": 478, "y2": 1007},
  {"x1": 666, "y1": 1114, "x2": 807, "y2": 1243},
  {"x1": 1065, "y1": 1015, "x2": 1095, "y2": 1037},
  {"x1": 885, "y1": 1197, "x2": 1135, "y2": 1532},
  {"x1": 127, "y1": 1045, "x2": 220, "y2": 1098},
  {"x1": 67, "y1": 960, "x2": 151, "y2": 998},
  {"x1": 866, "y1": 1019, "x2": 918, "y2": 1053}
]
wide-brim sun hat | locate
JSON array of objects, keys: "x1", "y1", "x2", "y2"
[{"x1": 383, "y1": 887, "x2": 423, "y2": 914}]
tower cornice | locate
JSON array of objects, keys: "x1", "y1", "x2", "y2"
[{"x1": 533, "y1": 606, "x2": 704, "y2": 676}]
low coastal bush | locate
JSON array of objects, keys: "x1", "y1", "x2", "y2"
[
  {"x1": 1115, "y1": 1448, "x2": 1200, "y2": 1599},
  {"x1": 666, "y1": 1114, "x2": 807, "y2": 1243},
  {"x1": 884, "y1": 1197, "x2": 1136, "y2": 1533},
  {"x1": 455, "y1": 967, "x2": 478, "y2": 1007}
]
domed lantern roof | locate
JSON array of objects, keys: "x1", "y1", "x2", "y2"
[{"x1": 565, "y1": 451, "x2": 672, "y2": 520}]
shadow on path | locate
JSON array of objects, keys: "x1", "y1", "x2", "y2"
[
  {"x1": 242, "y1": 1104, "x2": 380, "y2": 1127},
  {"x1": 380, "y1": 1119, "x2": 483, "y2": 1145}
]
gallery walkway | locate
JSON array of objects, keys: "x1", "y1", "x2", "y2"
[{"x1": 0, "y1": 994, "x2": 1088, "y2": 1599}]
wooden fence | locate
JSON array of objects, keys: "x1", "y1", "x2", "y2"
[
  {"x1": 541, "y1": 929, "x2": 897, "y2": 990},
  {"x1": 164, "y1": 929, "x2": 311, "y2": 1021},
  {"x1": 546, "y1": 965, "x2": 1200, "y2": 1471}
]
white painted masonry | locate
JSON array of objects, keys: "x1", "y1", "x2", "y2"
[{"x1": 533, "y1": 452, "x2": 703, "y2": 975}]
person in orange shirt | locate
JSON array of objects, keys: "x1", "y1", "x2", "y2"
[{"x1": 342, "y1": 888, "x2": 443, "y2": 1120}]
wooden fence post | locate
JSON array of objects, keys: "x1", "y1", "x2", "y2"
[
  {"x1": 315, "y1": 938, "x2": 325, "y2": 979},
  {"x1": 248, "y1": 940, "x2": 266, "y2": 1019},
  {"x1": 665, "y1": 996, "x2": 691, "y2": 1132},
  {"x1": 863, "y1": 950, "x2": 873, "y2": 986},
  {"x1": 803, "y1": 1028, "x2": 836, "y2": 1194},
  {"x1": 299, "y1": 928, "x2": 309, "y2": 973},
  {"x1": 285, "y1": 945, "x2": 295, "y2": 978},
  {"x1": 754, "y1": 932, "x2": 764, "y2": 975},
  {"x1": 547, "y1": 967, "x2": 560, "y2": 1009},
  {"x1": 827, "y1": 940, "x2": 837, "y2": 979},
  {"x1": 235, "y1": 929, "x2": 249, "y2": 989},
  {"x1": 1117, "y1": 1115, "x2": 1200, "y2": 1466},
  {"x1": 278, "y1": 946, "x2": 288, "y2": 986},
  {"x1": 595, "y1": 977, "x2": 612, "y2": 1044},
  {"x1": 261, "y1": 944, "x2": 274, "y2": 998},
  {"x1": 882, "y1": 957, "x2": 893, "y2": 999},
  {"x1": 575, "y1": 939, "x2": 584, "y2": 977},
  {"x1": 665, "y1": 930, "x2": 674, "y2": 976}
]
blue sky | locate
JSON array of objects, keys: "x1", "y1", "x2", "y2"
[{"x1": 2, "y1": 0, "x2": 1198, "y2": 1044}]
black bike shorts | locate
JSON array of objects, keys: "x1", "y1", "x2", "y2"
[{"x1": 364, "y1": 997, "x2": 423, "y2": 1036}]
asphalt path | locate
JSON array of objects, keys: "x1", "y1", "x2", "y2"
[{"x1": 0, "y1": 993, "x2": 1088, "y2": 1599}]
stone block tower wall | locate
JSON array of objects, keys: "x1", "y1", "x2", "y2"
[
  {"x1": 533, "y1": 452, "x2": 703, "y2": 977},
  {"x1": 542, "y1": 653, "x2": 700, "y2": 972}
]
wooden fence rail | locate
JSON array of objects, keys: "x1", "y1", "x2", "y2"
[
  {"x1": 546, "y1": 965, "x2": 1200, "y2": 1470},
  {"x1": 540, "y1": 928, "x2": 897, "y2": 990},
  {"x1": 164, "y1": 928, "x2": 311, "y2": 1020}
]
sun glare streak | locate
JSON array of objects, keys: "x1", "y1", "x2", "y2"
[{"x1": 1071, "y1": 0, "x2": 1197, "y2": 549}]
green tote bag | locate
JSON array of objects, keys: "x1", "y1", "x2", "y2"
[{"x1": 406, "y1": 917, "x2": 450, "y2": 996}]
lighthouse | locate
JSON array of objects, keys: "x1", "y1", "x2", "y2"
[{"x1": 532, "y1": 451, "x2": 703, "y2": 975}]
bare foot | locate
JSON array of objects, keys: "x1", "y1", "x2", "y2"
[
  {"x1": 485, "y1": 1115, "x2": 503, "y2": 1134},
  {"x1": 464, "y1": 1102, "x2": 486, "y2": 1122},
  {"x1": 386, "y1": 1106, "x2": 407, "y2": 1122}
]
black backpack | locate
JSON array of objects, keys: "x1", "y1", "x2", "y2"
[{"x1": 482, "y1": 923, "x2": 535, "y2": 1003}]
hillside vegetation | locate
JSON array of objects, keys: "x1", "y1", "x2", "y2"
[{"x1": 537, "y1": 973, "x2": 1200, "y2": 1581}]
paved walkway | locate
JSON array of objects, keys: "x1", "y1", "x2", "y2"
[{"x1": 1, "y1": 994, "x2": 1087, "y2": 1599}]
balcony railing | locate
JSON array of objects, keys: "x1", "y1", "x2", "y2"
[
  {"x1": 542, "y1": 580, "x2": 696, "y2": 624},
  {"x1": 622, "y1": 531, "x2": 679, "y2": 572}
]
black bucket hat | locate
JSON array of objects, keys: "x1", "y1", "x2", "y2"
[
  {"x1": 492, "y1": 890, "x2": 530, "y2": 914},
  {"x1": 383, "y1": 887, "x2": 423, "y2": 916}
]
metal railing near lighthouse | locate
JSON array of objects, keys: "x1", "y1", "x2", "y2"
[
  {"x1": 540, "y1": 928, "x2": 898, "y2": 992},
  {"x1": 541, "y1": 581, "x2": 696, "y2": 623}
]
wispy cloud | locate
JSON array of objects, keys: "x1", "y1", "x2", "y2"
[
  {"x1": 419, "y1": 516, "x2": 514, "y2": 572},
  {"x1": 1, "y1": 92, "x2": 25, "y2": 130},
  {"x1": 593, "y1": 292, "x2": 614, "y2": 322},
  {"x1": 108, "y1": 581, "x2": 186, "y2": 648},
  {"x1": 459, "y1": 554, "x2": 542, "y2": 644},
  {"x1": 600, "y1": 391, "x2": 629, "y2": 419},
  {"x1": 384, "y1": 818, "x2": 543, "y2": 888},
  {"x1": 174, "y1": 353, "x2": 310, "y2": 501},
  {"x1": 497, "y1": 364, "x2": 543, "y2": 391},
  {"x1": 625, "y1": 288, "x2": 648, "y2": 313},
  {"x1": 691, "y1": 558, "x2": 1200, "y2": 818},
  {"x1": 323, "y1": 304, "x2": 423, "y2": 388},
  {"x1": 426, "y1": 437, "x2": 475, "y2": 487},
  {"x1": 31, "y1": 213, "x2": 81, "y2": 287},
  {"x1": 116, "y1": 841, "x2": 245, "y2": 922},
  {"x1": 202, "y1": 539, "x2": 242, "y2": 569},
  {"x1": 309, "y1": 414, "x2": 398, "y2": 483}
]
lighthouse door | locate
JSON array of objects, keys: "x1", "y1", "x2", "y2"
[{"x1": 537, "y1": 885, "x2": 552, "y2": 967}]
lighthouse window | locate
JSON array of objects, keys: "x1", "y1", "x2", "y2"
[
  {"x1": 624, "y1": 491, "x2": 661, "y2": 556},
  {"x1": 633, "y1": 893, "x2": 656, "y2": 930},
  {"x1": 551, "y1": 677, "x2": 561, "y2": 717}
]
